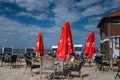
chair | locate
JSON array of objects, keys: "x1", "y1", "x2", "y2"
[
  {"x1": 95, "y1": 56, "x2": 111, "y2": 72},
  {"x1": 10, "y1": 55, "x2": 17, "y2": 68},
  {"x1": 115, "y1": 57, "x2": 120, "y2": 79},
  {"x1": 3, "y1": 55, "x2": 11, "y2": 66},
  {"x1": 67, "y1": 60, "x2": 83, "y2": 80},
  {"x1": 0, "y1": 54, "x2": 4, "y2": 66},
  {"x1": 102, "y1": 59, "x2": 110, "y2": 72},
  {"x1": 2, "y1": 54, "x2": 17, "y2": 68},
  {"x1": 24, "y1": 54, "x2": 40, "y2": 76},
  {"x1": 94, "y1": 56, "x2": 103, "y2": 71},
  {"x1": 1, "y1": 46, "x2": 13, "y2": 67},
  {"x1": 41, "y1": 57, "x2": 56, "y2": 80}
]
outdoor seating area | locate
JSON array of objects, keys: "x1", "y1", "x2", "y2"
[
  {"x1": 0, "y1": 45, "x2": 120, "y2": 80},
  {"x1": 0, "y1": 53, "x2": 22, "y2": 68},
  {"x1": 0, "y1": 35, "x2": 120, "y2": 80},
  {"x1": 1, "y1": 53, "x2": 120, "y2": 80}
]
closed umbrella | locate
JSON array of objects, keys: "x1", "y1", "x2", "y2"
[
  {"x1": 83, "y1": 31, "x2": 96, "y2": 58},
  {"x1": 34, "y1": 32, "x2": 44, "y2": 56},
  {"x1": 56, "y1": 21, "x2": 74, "y2": 61}
]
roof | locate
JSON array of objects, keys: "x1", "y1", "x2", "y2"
[
  {"x1": 97, "y1": 10, "x2": 120, "y2": 28},
  {"x1": 105, "y1": 10, "x2": 120, "y2": 17}
]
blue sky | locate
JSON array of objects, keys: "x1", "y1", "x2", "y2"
[{"x1": 0, "y1": 0, "x2": 120, "y2": 49}]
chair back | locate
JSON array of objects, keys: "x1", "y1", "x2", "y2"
[
  {"x1": 69, "y1": 61, "x2": 83, "y2": 71},
  {"x1": 0, "y1": 54, "x2": 4, "y2": 61},
  {"x1": 4, "y1": 55, "x2": 11, "y2": 63},
  {"x1": 95, "y1": 56, "x2": 103, "y2": 64},
  {"x1": 78, "y1": 61, "x2": 83, "y2": 70}
]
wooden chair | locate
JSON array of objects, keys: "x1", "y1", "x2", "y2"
[
  {"x1": 2, "y1": 54, "x2": 17, "y2": 68},
  {"x1": 24, "y1": 54, "x2": 39, "y2": 76},
  {"x1": 102, "y1": 60, "x2": 110, "y2": 72},
  {"x1": 10, "y1": 55, "x2": 17, "y2": 68},
  {"x1": 94, "y1": 56, "x2": 103, "y2": 71},
  {"x1": 0, "y1": 54, "x2": 4, "y2": 66},
  {"x1": 67, "y1": 60, "x2": 83, "y2": 80}
]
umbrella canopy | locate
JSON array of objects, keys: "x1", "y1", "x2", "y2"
[
  {"x1": 56, "y1": 21, "x2": 74, "y2": 61},
  {"x1": 34, "y1": 32, "x2": 44, "y2": 56},
  {"x1": 83, "y1": 31, "x2": 96, "y2": 58}
]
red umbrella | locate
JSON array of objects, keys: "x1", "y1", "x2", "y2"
[
  {"x1": 56, "y1": 21, "x2": 74, "y2": 61},
  {"x1": 34, "y1": 32, "x2": 44, "y2": 56},
  {"x1": 83, "y1": 31, "x2": 96, "y2": 58}
]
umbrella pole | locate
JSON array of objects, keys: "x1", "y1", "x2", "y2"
[{"x1": 40, "y1": 56, "x2": 42, "y2": 80}]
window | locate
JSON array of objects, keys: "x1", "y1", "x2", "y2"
[
  {"x1": 74, "y1": 47, "x2": 82, "y2": 51},
  {"x1": 25, "y1": 47, "x2": 34, "y2": 54},
  {"x1": 2, "y1": 46, "x2": 13, "y2": 55},
  {"x1": 113, "y1": 20, "x2": 120, "y2": 24}
]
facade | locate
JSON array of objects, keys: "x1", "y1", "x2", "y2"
[
  {"x1": 52, "y1": 44, "x2": 83, "y2": 55},
  {"x1": 97, "y1": 10, "x2": 120, "y2": 58}
]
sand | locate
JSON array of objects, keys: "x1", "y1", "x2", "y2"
[{"x1": 0, "y1": 59, "x2": 119, "y2": 80}]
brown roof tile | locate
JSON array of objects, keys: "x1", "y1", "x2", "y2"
[
  {"x1": 105, "y1": 10, "x2": 120, "y2": 17},
  {"x1": 97, "y1": 10, "x2": 120, "y2": 28}
]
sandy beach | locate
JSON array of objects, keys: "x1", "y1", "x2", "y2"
[{"x1": 0, "y1": 59, "x2": 119, "y2": 80}]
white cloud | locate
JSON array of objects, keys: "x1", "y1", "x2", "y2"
[
  {"x1": 110, "y1": 0, "x2": 120, "y2": 9},
  {"x1": 74, "y1": 0, "x2": 100, "y2": 8},
  {"x1": 52, "y1": 0, "x2": 81, "y2": 26},
  {"x1": 17, "y1": 12, "x2": 29, "y2": 16},
  {"x1": 84, "y1": 24, "x2": 98, "y2": 31},
  {"x1": 4, "y1": 0, "x2": 53, "y2": 11},
  {"x1": 3, "y1": 0, "x2": 53, "y2": 21},
  {"x1": 82, "y1": 5, "x2": 109, "y2": 17},
  {"x1": 0, "y1": 16, "x2": 60, "y2": 48},
  {"x1": 1, "y1": 0, "x2": 120, "y2": 49},
  {"x1": 17, "y1": 12, "x2": 49, "y2": 20}
]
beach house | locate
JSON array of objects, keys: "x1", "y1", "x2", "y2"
[
  {"x1": 97, "y1": 10, "x2": 120, "y2": 58},
  {"x1": 52, "y1": 44, "x2": 83, "y2": 55}
]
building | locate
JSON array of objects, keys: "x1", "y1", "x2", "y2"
[
  {"x1": 52, "y1": 44, "x2": 83, "y2": 55},
  {"x1": 97, "y1": 10, "x2": 120, "y2": 58}
]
